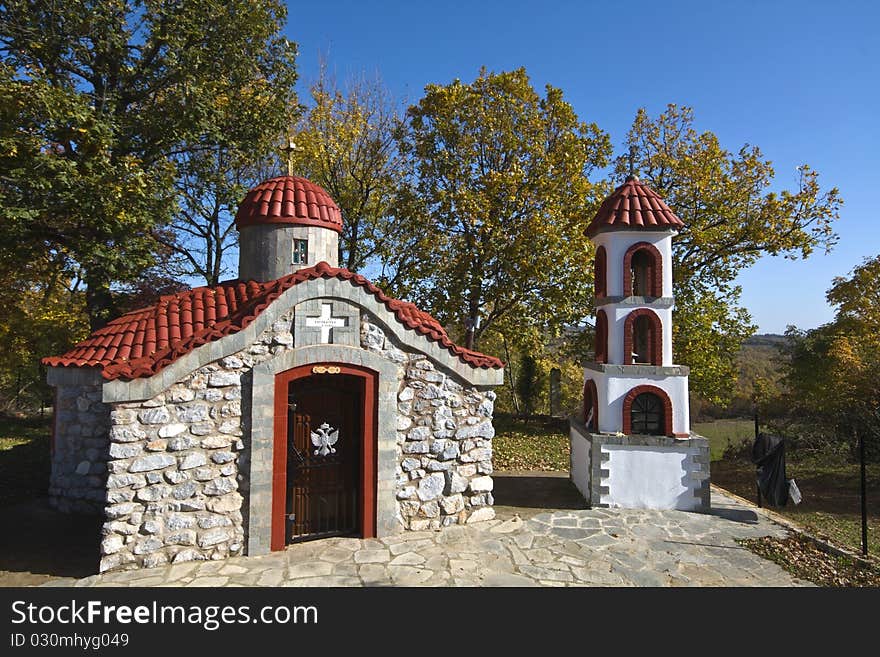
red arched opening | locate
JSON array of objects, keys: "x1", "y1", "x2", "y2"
[
  {"x1": 271, "y1": 363, "x2": 377, "y2": 551},
  {"x1": 582, "y1": 379, "x2": 599, "y2": 432},
  {"x1": 623, "y1": 308, "x2": 662, "y2": 366},
  {"x1": 594, "y1": 245, "x2": 607, "y2": 298},
  {"x1": 623, "y1": 242, "x2": 663, "y2": 298},
  {"x1": 622, "y1": 385, "x2": 673, "y2": 436},
  {"x1": 594, "y1": 309, "x2": 608, "y2": 364}
]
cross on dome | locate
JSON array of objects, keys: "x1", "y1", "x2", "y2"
[{"x1": 281, "y1": 136, "x2": 298, "y2": 177}]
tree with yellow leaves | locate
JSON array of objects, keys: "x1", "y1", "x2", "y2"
[
  {"x1": 782, "y1": 256, "x2": 880, "y2": 456},
  {"x1": 288, "y1": 62, "x2": 415, "y2": 275},
  {"x1": 393, "y1": 67, "x2": 612, "y2": 350},
  {"x1": 617, "y1": 104, "x2": 842, "y2": 403}
]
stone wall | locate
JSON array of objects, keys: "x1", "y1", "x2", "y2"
[
  {"x1": 95, "y1": 306, "x2": 497, "y2": 572},
  {"x1": 361, "y1": 316, "x2": 497, "y2": 529},
  {"x1": 49, "y1": 383, "x2": 109, "y2": 513},
  {"x1": 99, "y1": 310, "x2": 296, "y2": 572}
]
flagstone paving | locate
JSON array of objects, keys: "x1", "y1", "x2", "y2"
[{"x1": 43, "y1": 489, "x2": 810, "y2": 587}]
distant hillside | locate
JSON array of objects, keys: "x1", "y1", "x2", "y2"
[
  {"x1": 695, "y1": 333, "x2": 790, "y2": 420},
  {"x1": 743, "y1": 333, "x2": 789, "y2": 348}
]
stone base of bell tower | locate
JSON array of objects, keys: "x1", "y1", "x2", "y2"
[{"x1": 569, "y1": 418, "x2": 710, "y2": 513}]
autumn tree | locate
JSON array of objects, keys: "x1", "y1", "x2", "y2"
[
  {"x1": 616, "y1": 104, "x2": 842, "y2": 403},
  {"x1": 782, "y1": 255, "x2": 880, "y2": 456},
  {"x1": 394, "y1": 67, "x2": 611, "y2": 350},
  {"x1": 162, "y1": 146, "x2": 278, "y2": 287},
  {"x1": 288, "y1": 63, "x2": 418, "y2": 274},
  {"x1": 0, "y1": 0, "x2": 298, "y2": 327},
  {"x1": 0, "y1": 256, "x2": 89, "y2": 411}
]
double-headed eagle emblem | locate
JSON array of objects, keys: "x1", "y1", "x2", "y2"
[{"x1": 310, "y1": 422, "x2": 339, "y2": 457}]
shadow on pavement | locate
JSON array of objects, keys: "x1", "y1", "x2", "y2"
[
  {"x1": 0, "y1": 498, "x2": 101, "y2": 586},
  {"x1": 492, "y1": 471, "x2": 586, "y2": 519},
  {"x1": 709, "y1": 505, "x2": 760, "y2": 525}
]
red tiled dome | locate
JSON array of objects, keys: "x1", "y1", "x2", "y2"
[
  {"x1": 234, "y1": 176, "x2": 343, "y2": 234},
  {"x1": 586, "y1": 176, "x2": 684, "y2": 238}
]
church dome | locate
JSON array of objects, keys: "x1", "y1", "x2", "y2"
[
  {"x1": 234, "y1": 175, "x2": 343, "y2": 234},
  {"x1": 586, "y1": 176, "x2": 684, "y2": 238}
]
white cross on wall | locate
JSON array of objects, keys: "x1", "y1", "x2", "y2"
[{"x1": 305, "y1": 303, "x2": 345, "y2": 343}]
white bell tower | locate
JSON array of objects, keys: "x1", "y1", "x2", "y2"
[{"x1": 582, "y1": 176, "x2": 690, "y2": 438}]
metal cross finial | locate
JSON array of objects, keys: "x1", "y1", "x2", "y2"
[
  {"x1": 282, "y1": 135, "x2": 297, "y2": 176},
  {"x1": 628, "y1": 145, "x2": 636, "y2": 179}
]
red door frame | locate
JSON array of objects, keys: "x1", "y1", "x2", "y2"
[{"x1": 271, "y1": 363, "x2": 378, "y2": 551}]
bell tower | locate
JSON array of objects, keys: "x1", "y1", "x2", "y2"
[{"x1": 583, "y1": 176, "x2": 690, "y2": 438}]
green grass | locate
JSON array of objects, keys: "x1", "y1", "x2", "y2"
[
  {"x1": 692, "y1": 418, "x2": 754, "y2": 461},
  {"x1": 492, "y1": 414, "x2": 570, "y2": 471},
  {"x1": 713, "y1": 450, "x2": 880, "y2": 559},
  {"x1": 0, "y1": 414, "x2": 52, "y2": 506},
  {"x1": 0, "y1": 415, "x2": 50, "y2": 449}
]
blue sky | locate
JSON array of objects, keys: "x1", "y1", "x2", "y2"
[{"x1": 282, "y1": 0, "x2": 878, "y2": 333}]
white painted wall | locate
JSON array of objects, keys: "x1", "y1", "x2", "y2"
[
  {"x1": 602, "y1": 303, "x2": 673, "y2": 366},
  {"x1": 587, "y1": 370, "x2": 690, "y2": 436},
  {"x1": 592, "y1": 230, "x2": 675, "y2": 298},
  {"x1": 601, "y1": 444, "x2": 702, "y2": 511},
  {"x1": 570, "y1": 426, "x2": 591, "y2": 501}
]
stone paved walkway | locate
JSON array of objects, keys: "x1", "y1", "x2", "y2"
[{"x1": 44, "y1": 489, "x2": 810, "y2": 587}]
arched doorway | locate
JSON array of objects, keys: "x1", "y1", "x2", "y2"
[
  {"x1": 583, "y1": 379, "x2": 598, "y2": 432},
  {"x1": 595, "y1": 310, "x2": 608, "y2": 364},
  {"x1": 594, "y1": 245, "x2": 607, "y2": 298},
  {"x1": 271, "y1": 363, "x2": 377, "y2": 550},
  {"x1": 624, "y1": 308, "x2": 662, "y2": 366},
  {"x1": 623, "y1": 242, "x2": 663, "y2": 298}
]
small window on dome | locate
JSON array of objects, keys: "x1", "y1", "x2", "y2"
[{"x1": 292, "y1": 239, "x2": 308, "y2": 265}]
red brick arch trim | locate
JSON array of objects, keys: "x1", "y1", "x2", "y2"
[
  {"x1": 622, "y1": 242, "x2": 663, "y2": 298},
  {"x1": 595, "y1": 309, "x2": 608, "y2": 364},
  {"x1": 272, "y1": 363, "x2": 378, "y2": 550},
  {"x1": 583, "y1": 379, "x2": 599, "y2": 431},
  {"x1": 623, "y1": 308, "x2": 662, "y2": 366},
  {"x1": 622, "y1": 384, "x2": 673, "y2": 436},
  {"x1": 594, "y1": 245, "x2": 607, "y2": 298}
]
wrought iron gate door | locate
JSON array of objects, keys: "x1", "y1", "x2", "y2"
[{"x1": 286, "y1": 374, "x2": 362, "y2": 543}]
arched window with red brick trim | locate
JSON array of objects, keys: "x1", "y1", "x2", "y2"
[
  {"x1": 594, "y1": 309, "x2": 608, "y2": 364},
  {"x1": 582, "y1": 379, "x2": 598, "y2": 432},
  {"x1": 623, "y1": 309, "x2": 662, "y2": 366},
  {"x1": 622, "y1": 385, "x2": 673, "y2": 436},
  {"x1": 623, "y1": 242, "x2": 663, "y2": 298},
  {"x1": 594, "y1": 246, "x2": 607, "y2": 298}
]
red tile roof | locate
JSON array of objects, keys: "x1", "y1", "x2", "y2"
[
  {"x1": 234, "y1": 176, "x2": 343, "y2": 234},
  {"x1": 586, "y1": 176, "x2": 684, "y2": 237},
  {"x1": 43, "y1": 262, "x2": 503, "y2": 381}
]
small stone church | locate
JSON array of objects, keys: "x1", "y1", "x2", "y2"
[{"x1": 44, "y1": 175, "x2": 504, "y2": 572}]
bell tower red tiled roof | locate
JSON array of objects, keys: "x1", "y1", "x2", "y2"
[
  {"x1": 234, "y1": 175, "x2": 343, "y2": 234},
  {"x1": 586, "y1": 176, "x2": 684, "y2": 238}
]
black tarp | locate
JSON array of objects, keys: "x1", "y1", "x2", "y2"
[{"x1": 751, "y1": 432, "x2": 789, "y2": 507}]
